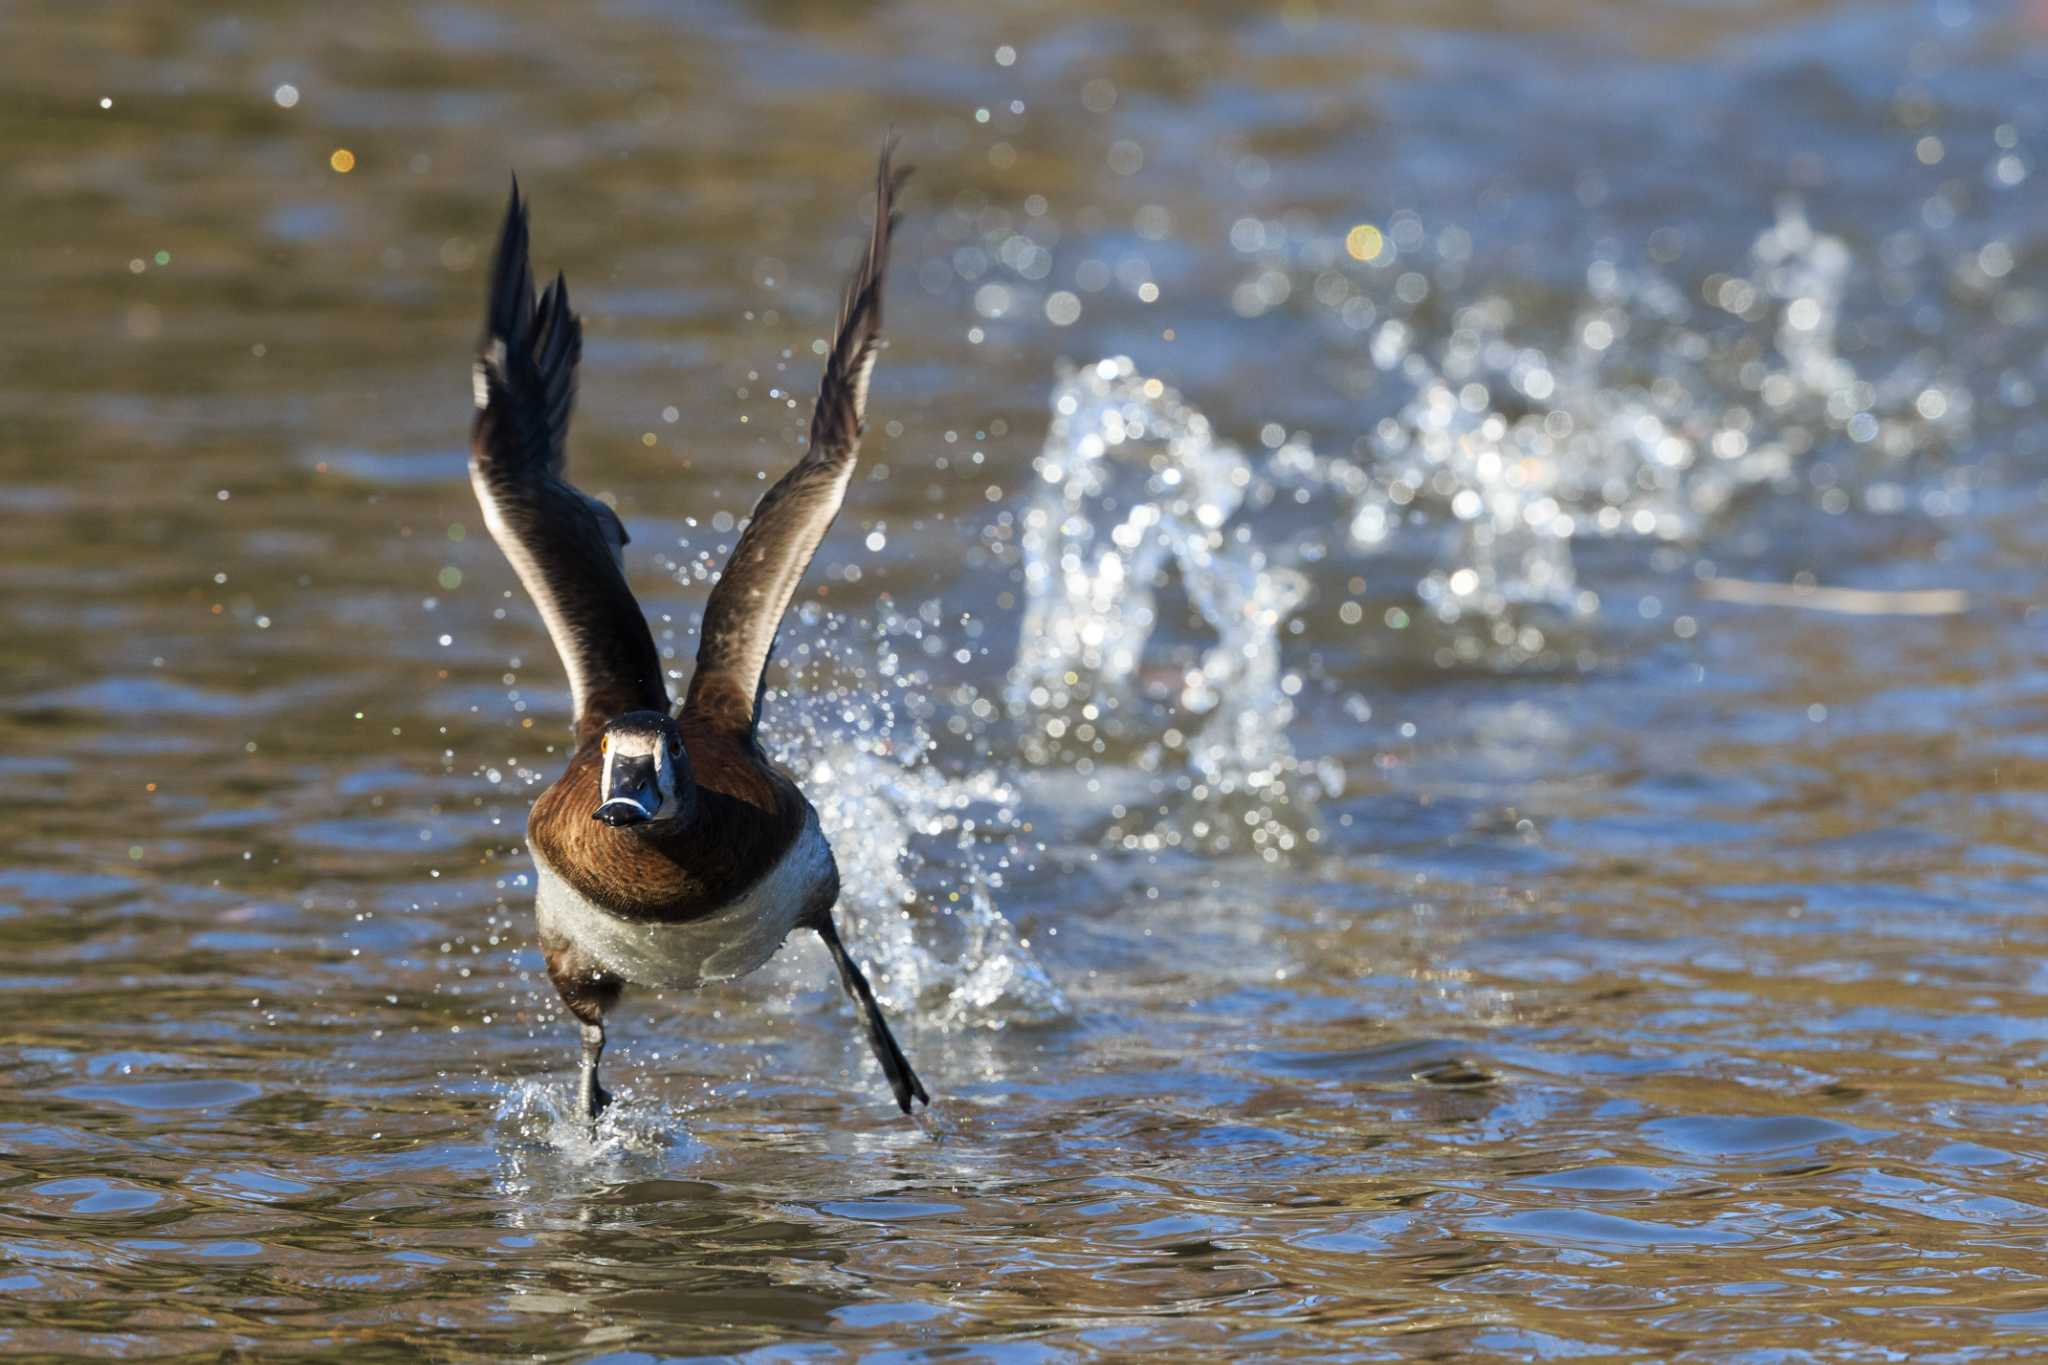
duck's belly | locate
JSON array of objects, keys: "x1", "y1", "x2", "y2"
[{"x1": 532, "y1": 812, "x2": 832, "y2": 990}]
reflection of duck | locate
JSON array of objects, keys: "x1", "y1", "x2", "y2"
[{"x1": 466, "y1": 144, "x2": 926, "y2": 1122}]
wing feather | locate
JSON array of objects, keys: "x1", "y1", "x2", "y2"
[
  {"x1": 684, "y1": 141, "x2": 909, "y2": 737},
  {"x1": 469, "y1": 180, "x2": 667, "y2": 741}
]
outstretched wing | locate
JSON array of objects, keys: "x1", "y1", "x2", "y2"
[
  {"x1": 684, "y1": 141, "x2": 909, "y2": 737},
  {"x1": 469, "y1": 180, "x2": 667, "y2": 743}
]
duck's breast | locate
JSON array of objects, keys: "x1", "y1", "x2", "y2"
[{"x1": 533, "y1": 809, "x2": 834, "y2": 990}]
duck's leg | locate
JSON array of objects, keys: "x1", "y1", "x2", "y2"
[
  {"x1": 577, "y1": 1019, "x2": 611, "y2": 1120},
  {"x1": 813, "y1": 908, "x2": 930, "y2": 1114},
  {"x1": 544, "y1": 936, "x2": 623, "y2": 1121}
]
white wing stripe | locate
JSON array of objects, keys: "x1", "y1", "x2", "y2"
[
  {"x1": 848, "y1": 345, "x2": 877, "y2": 429},
  {"x1": 471, "y1": 465, "x2": 595, "y2": 719},
  {"x1": 731, "y1": 459, "x2": 855, "y2": 691}
]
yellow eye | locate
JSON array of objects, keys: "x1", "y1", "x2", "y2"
[{"x1": 600, "y1": 735, "x2": 609, "y2": 753}]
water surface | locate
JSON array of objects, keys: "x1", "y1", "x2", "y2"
[{"x1": 3, "y1": 1, "x2": 2047, "y2": 1358}]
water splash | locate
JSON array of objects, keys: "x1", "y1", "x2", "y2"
[
  {"x1": 1239, "y1": 199, "x2": 1975, "y2": 645},
  {"x1": 491, "y1": 1076, "x2": 699, "y2": 1187},
  {"x1": 1008, "y1": 358, "x2": 1327, "y2": 861},
  {"x1": 765, "y1": 608, "x2": 1067, "y2": 1030}
]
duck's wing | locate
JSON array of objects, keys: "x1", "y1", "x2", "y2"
[
  {"x1": 470, "y1": 181, "x2": 668, "y2": 744},
  {"x1": 683, "y1": 142, "x2": 909, "y2": 738}
]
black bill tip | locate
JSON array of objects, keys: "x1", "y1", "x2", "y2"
[{"x1": 593, "y1": 800, "x2": 651, "y2": 827}]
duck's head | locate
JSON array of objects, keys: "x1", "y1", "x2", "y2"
[{"x1": 593, "y1": 710, "x2": 694, "y2": 829}]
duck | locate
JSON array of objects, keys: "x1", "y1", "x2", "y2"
[{"x1": 466, "y1": 142, "x2": 927, "y2": 1121}]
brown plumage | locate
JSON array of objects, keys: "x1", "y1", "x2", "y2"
[
  {"x1": 527, "y1": 716, "x2": 808, "y2": 923},
  {"x1": 466, "y1": 141, "x2": 927, "y2": 1120}
]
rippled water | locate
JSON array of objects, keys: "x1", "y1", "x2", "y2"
[{"x1": 5, "y1": 1, "x2": 2047, "y2": 1357}]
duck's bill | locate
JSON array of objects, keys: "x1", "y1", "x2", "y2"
[
  {"x1": 593, "y1": 798, "x2": 653, "y2": 826},
  {"x1": 594, "y1": 754, "x2": 659, "y2": 826}
]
